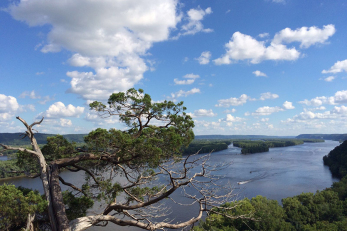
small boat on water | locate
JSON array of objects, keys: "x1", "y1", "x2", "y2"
[{"x1": 237, "y1": 180, "x2": 251, "y2": 185}]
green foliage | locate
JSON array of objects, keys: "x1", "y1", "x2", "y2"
[
  {"x1": 297, "y1": 134, "x2": 347, "y2": 142},
  {"x1": 195, "y1": 196, "x2": 293, "y2": 231},
  {"x1": 87, "y1": 88, "x2": 195, "y2": 168},
  {"x1": 0, "y1": 184, "x2": 47, "y2": 230},
  {"x1": 196, "y1": 187, "x2": 347, "y2": 231},
  {"x1": 62, "y1": 191, "x2": 94, "y2": 220},
  {"x1": 0, "y1": 159, "x2": 24, "y2": 178},
  {"x1": 182, "y1": 139, "x2": 232, "y2": 155},
  {"x1": 330, "y1": 176, "x2": 347, "y2": 200},
  {"x1": 233, "y1": 139, "x2": 307, "y2": 154},
  {"x1": 323, "y1": 140, "x2": 347, "y2": 178},
  {"x1": 41, "y1": 135, "x2": 76, "y2": 162},
  {"x1": 282, "y1": 190, "x2": 346, "y2": 229}
]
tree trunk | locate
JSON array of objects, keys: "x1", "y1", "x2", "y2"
[{"x1": 50, "y1": 164, "x2": 70, "y2": 231}]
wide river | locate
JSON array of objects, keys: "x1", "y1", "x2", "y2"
[{"x1": 0, "y1": 140, "x2": 340, "y2": 230}]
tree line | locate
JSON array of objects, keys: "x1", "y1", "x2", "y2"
[
  {"x1": 181, "y1": 139, "x2": 232, "y2": 155},
  {"x1": 233, "y1": 139, "x2": 323, "y2": 154}
]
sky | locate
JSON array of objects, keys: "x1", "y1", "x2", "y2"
[{"x1": 1, "y1": 0, "x2": 347, "y2": 136}]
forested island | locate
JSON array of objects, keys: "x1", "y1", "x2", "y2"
[
  {"x1": 181, "y1": 139, "x2": 232, "y2": 155},
  {"x1": 233, "y1": 139, "x2": 324, "y2": 154}
]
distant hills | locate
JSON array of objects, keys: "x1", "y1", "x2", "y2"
[
  {"x1": 194, "y1": 135, "x2": 295, "y2": 140},
  {"x1": 296, "y1": 134, "x2": 347, "y2": 141},
  {"x1": 0, "y1": 133, "x2": 346, "y2": 146},
  {"x1": 0, "y1": 133, "x2": 86, "y2": 145}
]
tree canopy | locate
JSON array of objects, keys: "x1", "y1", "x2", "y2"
[{"x1": 0, "y1": 88, "x2": 233, "y2": 231}]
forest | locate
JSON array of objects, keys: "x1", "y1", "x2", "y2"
[
  {"x1": 181, "y1": 139, "x2": 232, "y2": 155},
  {"x1": 233, "y1": 139, "x2": 323, "y2": 154}
]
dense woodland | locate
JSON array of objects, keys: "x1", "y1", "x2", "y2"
[
  {"x1": 323, "y1": 140, "x2": 347, "y2": 179},
  {"x1": 297, "y1": 134, "x2": 347, "y2": 142},
  {"x1": 233, "y1": 139, "x2": 323, "y2": 154},
  {"x1": 181, "y1": 139, "x2": 232, "y2": 155},
  {"x1": 195, "y1": 140, "x2": 347, "y2": 231}
]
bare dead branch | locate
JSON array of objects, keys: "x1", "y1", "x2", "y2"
[{"x1": 59, "y1": 176, "x2": 87, "y2": 196}]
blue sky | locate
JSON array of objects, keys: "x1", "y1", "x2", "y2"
[{"x1": 1, "y1": 0, "x2": 347, "y2": 136}]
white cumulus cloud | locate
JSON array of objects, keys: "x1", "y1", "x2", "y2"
[
  {"x1": 252, "y1": 106, "x2": 284, "y2": 116},
  {"x1": 215, "y1": 94, "x2": 253, "y2": 107},
  {"x1": 0, "y1": 94, "x2": 22, "y2": 121},
  {"x1": 189, "y1": 109, "x2": 217, "y2": 118},
  {"x1": 273, "y1": 24, "x2": 335, "y2": 48},
  {"x1": 60, "y1": 118, "x2": 72, "y2": 127},
  {"x1": 324, "y1": 76, "x2": 335, "y2": 82},
  {"x1": 8, "y1": 0, "x2": 181, "y2": 100},
  {"x1": 253, "y1": 70, "x2": 267, "y2": 77},
  {"x1": 0, "y1": 94, "x2": 19, "y2": 112},
  {"x1": 174, "y1": 7, "x2": 213, "y2": 39},
  {"x1": 259, "y1": 92, "x2": 279, "y2": 100},
  {"x1": 322, "y1": 59, "x2": 347, "y2": 74},
  {"x1": 283, "y1": 101, "x2": 295, "y2": 109},
  {"x1": 196, "y1": 51, "x2": 211, "y2": 64},
  {"x1": 299, "y1": 90, "x2": 347, "y2": 106},
  {"x1": 213, "y1": 31, "x2": 300, "y2": 65},
  {"x1": 170, "y1": 88, "x2": 201, "y2": 99},
  {"x1": 174, "y1": 73, "x2": 200, "y2": 85},
  {"x1": 43, "y1": 102, "x2": 85, "y2": 118}
]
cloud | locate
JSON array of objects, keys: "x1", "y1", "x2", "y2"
[
  {"x1": 42, "y1": 102, "x2": 85, "y2": 118},
  {"x1": 273, "y1": 25, "x2": 335, "y2": 49},
  {"x1": 174, "y1": 73, "x2": 200, "y2": 85},
  {"x1": 322, "y1": 59, "x2": 347, "y2": 74},
  {"x1": 331, "y1": 105, "x2": 347, "y2": 115},
  {"x1": 334, "y1": 90, "x2": 347, "y2": 104},
  {"x1": 252, "y1": 101, "x2": 294, "y2": 116},
  {"x1": 8, "y1": 0, "x2": 181, "y2": 100},
  {"x1": 174, "y1": 79, "x2": 195, "y2": 85},
  {"x1": 196, "y1": 51, "x2": 211, "y2": 64},
  {"x1": 184, "y1": 73, "x2": 200, "y2": 79},
  {"x1": 188, "y1": 109, "x2": 217, "y2": 118},
  {"x1": 173, "y1": 7, "x2": 213, "y2": 39},
  {"x1": 252, "y1": 106, "x2": 284, "y2": 116},
  {"x1": 324, "y1": 76, "x2": 335, "y2": 82},
  {"x1": 225, "y1": 114, "x2": 244, "y2": 122},
  {"x1": 223, "y1": 109, "x2": 236, "y2": 113},
  {"x1": 19, "y1": 90, "x2": 40, "y2": 99},
  {"x1": 0, "y1": 94, "x2": 19, "y2": 112},
  {"x1": 283, "y1": 101, "x2": 295, "y2": 109},
  {"x1": 215, "y1": 94, "x2": 252, "y2": 107},
  {"x1": 170, "y1": 88, "x2": 201, "y2": 99},
  {"x1": 258, "y1": 33, "x2": 269, "y2": 38},
  {"x1": 0, "y1": 94, "x2": 20, "y2": 121},
  {"x1": 259, "y1": 92, "x2": 279, "y2": 100},
  {"x1": 299, "y1": 96, "x2": 334, "y2": 106},
  {"x1": 60, "y1": 118, "x2": 72, "y2": 127},
  {"x1": 260, "y1": 118, "x2": 269, "y2": 122},
  {"x1": 253, "y1": 70, "x2": 267, "y2": 77},
  {"x1": 39, "y1": 95, "x2": 55, "y2": 105},
  {"x1": 299, "y1": 90, "x2": 347, "y2": 106},
  {"x1": 213, "y1": 32, "x2": 300, "y2": 65}
]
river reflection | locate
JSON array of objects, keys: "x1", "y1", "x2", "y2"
[{"x1": 0, "y1": 140, "x2": 340, "y2": 230}]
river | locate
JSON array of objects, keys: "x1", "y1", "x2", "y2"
[{"x1": 0, "y1": 140, "x2": 340, "y2": 230}]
